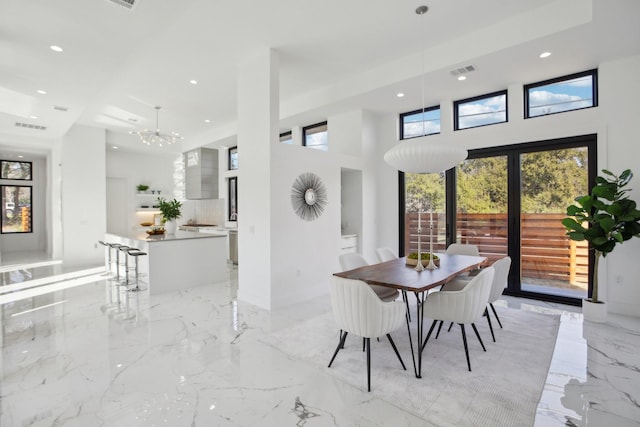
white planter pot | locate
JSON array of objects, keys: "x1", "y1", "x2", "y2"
[
  {"x1": 165, "y1": 220, "x2": 177, "y2": 235},
  {"x1": 582, "y1": 299, "x2": 607, "y2": 323}
]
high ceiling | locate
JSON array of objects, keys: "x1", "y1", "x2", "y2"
[{"x1": 1, "y1": 0, "x2": 639, "y2": 155}]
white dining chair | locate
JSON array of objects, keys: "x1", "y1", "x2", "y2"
[
  {"x1": 441, "y1": 256, "x2": 511, "y2": 342},
  {"x1": 422, "y1": 266, "x2": 495, "y2": 371},
  {"x1": 375, "y1": 247, "x2": 397, "y2": 263},
  {"x1": 338, "y1": 253, "x2": 399, "y2": 302},
  {"x1": 328, "y1": 276, "x2": 407, "y2": 391},
  {"x1": 445, "y1": 243, "x2": 480, "y2": 256}
]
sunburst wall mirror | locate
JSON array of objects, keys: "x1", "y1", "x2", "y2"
[{"x1": 291, "y1": 172, "x2": 327, "y2": 221}]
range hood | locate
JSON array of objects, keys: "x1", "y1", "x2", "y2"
[{"x1": 184, "y1": 147, "x2": 218, "y2": 199}]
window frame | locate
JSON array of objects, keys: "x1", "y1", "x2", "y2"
[
  {"x1": 454, "y1": 89, "x2": 508, "y2": 131},
  {"x1": 0, "y1": 160, "x2": 33, "y2": 181},
  {"x1": 228, "y1": 146, "x2": 238, "y2": 171},
  {"x1": 302, "y1": 121, "x2": 328, "y2": 150},
  {"x1": 279, "y1": 131, "x2": 293, "y2": 144},
  {"x1": 524, "y1": 69, "x2": 598, "y2": 119},
  {"x1": 399, "y1": 106, "x2": 441, "y2": 140},
  {"x1": 1, "y1": 184, "x2": 33, "y2": 234},
  {"x1": 228, "y1": 177, "x2": 237, "y2": 222}
]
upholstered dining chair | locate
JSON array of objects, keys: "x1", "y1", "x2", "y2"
[
  {"x1": 422, "y1": 266, "x2": 495, "y2": 372},
  {"x1": 441, "y1": 256, "x2": 511, "y2": 342},
  {"x1": 375, "y1": 247, "x2": 397, "y2": 263},
  {"x1": 445, "y1": 243, "x2": 480, "y2": 256},
  {"x1": 339, "y1": 253, "x2": 399, "y2": 302},
  {"x1": 328, "y1": 276, "x2": 407, "y2": 391}
]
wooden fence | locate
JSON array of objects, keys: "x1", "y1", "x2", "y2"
[{"x1": 405, "y1": 212, "x2": 588, "y2": 286}]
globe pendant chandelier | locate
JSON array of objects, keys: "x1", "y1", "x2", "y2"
[
  {"x1": 129, "y1": 106, "x2": 183, "y2": 147},
  {"x1": 384, "y1": 6, "x2": 467, "y2": 173}
]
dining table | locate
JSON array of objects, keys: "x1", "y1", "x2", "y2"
[{"x1": 333, "y1": 253, "x2": 487, "y2": 378}]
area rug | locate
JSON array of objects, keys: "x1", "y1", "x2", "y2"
[{"x1": 262, "y1": 306, "x2": 560, "y2": 427}]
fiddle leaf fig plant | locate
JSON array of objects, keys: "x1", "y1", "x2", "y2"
[{"x1": 562, "y1": 169, "x2": 640, "y2": 303}]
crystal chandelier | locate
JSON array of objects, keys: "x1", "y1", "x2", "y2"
[{"x1": 129, "y1": 106, "x2": 183, "y2": 147}]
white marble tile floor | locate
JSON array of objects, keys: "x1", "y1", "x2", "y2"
[{"x1": 1, "y1": 262, "x2": 639, "y2": 426}]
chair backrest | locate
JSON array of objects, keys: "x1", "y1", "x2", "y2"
[
  {"x1": 426, "y1": 267, "x2": 494, "y2": 324},
  {"x1": 375, "y1": 247, "x2": 397, "y2": 263},
  {"x1": 330, "y1": 276, "x2": 405, "y2": 338},
  {"x1": 488, "y1": 256, "x2": 511, "y2": 304},
  {"x1": 339, "y1": 253, "x2": 368, "y2": 272},
  {"x1": 445, "y1": 243, "x2": 480, "y2": 256}
]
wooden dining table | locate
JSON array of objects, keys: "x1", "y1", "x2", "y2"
[{"x1": 334, "y1": 253, "x2": 487, "y2": 378}]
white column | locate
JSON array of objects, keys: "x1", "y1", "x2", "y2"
[{"x1": 236, "y1": 49, "x2": 279, "y2": 310}]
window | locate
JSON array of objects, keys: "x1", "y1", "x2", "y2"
[
  {"x1": 280, "y1": 131, "x2": 293, "y2": 145},
  {"x1": 228, "y1": 177, "x2": 237, "y2": 222},
  {"x1": 400, "y1": 106, "x2": 440, "y2": 139},
  {"x1": 454, "y1": 90, "x2": 507, "y2": 130},
  {"x1": 302, "y1": 121, "x2": 328, "y2": 151},
  {"x1": 1, "y1": 160, "x2": 32, "y2": 180},
  {"x1": 228, "y1": 146, "x2": 238, "y2": 170},
  {"x1": 1, "y1": 185, "x2": 32, "y2": 233},
  {"x1": 525, "y1": 69, "x2": 598, "y2": 118}
]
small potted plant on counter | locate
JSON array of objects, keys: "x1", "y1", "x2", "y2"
[
  {"x1": 562, "y1": 169, "x2": 640, "y2": 322},
  {"x1": 157, "y1": 197, "x2": 182, "y2": 235},
  {"x1": 136, "y1": 184, "x2": 150, "y2": 193}
]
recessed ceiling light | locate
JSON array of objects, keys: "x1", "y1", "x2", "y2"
[
  {"x1": 397, "y1": 92, "x2": 405, "y2": 98},
  {"x1": 17, "y1": 155, "x2": 24, "y2": 158},
  {"x1": 37, "y1": 89, "x2": 47, "y2": 94},
  {"x1": 50, "y1": 45, "x2": 63, "y2": 52},
  {"x1": 458, "y1": 75, "x2": 467, "y2": 81},
  {"x1": 29, "y1": 115, "x2": 38, "y2": 119},
  {"x1": 112, "y1": 146, "x2": 119, "y2": 150},
  {"x1": 539, "y1": 52, "x2": 552, "y2": 58},
  {"x1": 189, "y1": 80, "x2": 198, "y2": 85},
  {"x1": 204, "y1": 119, "x2": 211, "y2": 123}
]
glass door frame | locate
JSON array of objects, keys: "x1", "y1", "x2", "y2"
[{"x1": 398, "y1": 133, "x2": 597, "y2": 306}]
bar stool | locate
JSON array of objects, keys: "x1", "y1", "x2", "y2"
[
  {"x1": 126, "y1": 248, "x2": 147, "y2": 292},
  {"x1": 98, "y1": 240, "x2": 112, "y2": 276},
  {"x1": 118, "y1": 245, "x2": 138, "y2": 286},
  {"x1": 108, "y1": 243, "x2": 129, "y2": 281}
]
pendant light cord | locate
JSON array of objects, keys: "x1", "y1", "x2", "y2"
[{"x1": 416, "y1": 6, "x2": 428, "y2": 137}]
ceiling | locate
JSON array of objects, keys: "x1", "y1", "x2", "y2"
[{"x1": 1, "y1": 0, "x2": 639, "y2": 155}]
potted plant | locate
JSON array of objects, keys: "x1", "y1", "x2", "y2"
[
  {"x1": 562, "y1": 169, "x2": 640, "y2": 322},
  {"x1": 136, "y1": 184, "x2": 150, "y2": 193},
  {"x1": 157, "y1": 197, "x2": 182, "y2": 234}
]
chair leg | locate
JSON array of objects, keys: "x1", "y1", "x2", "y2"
[
  {"x1": 421, "y1": 319, "x2": 438, "y2": 352},
  {"x1": 460, "y1": 324, "x2": 472, "y2": 372},
  {"x1": 447, "y1": 321, "x2": 454, "y2": 332},
  {"x1": 363, "y1": 338, "x2": 366, "y2": 352},
  {"x1": 471, "y1": 323, "x2": 487, "y2": 352},
  {"x1": 490, "y1": 303, "x2": 503, "y2": 328},
  {"x1": 485, "y1": 307, "x2": 496, "y2": 342},
  {"x1": 329, "y1": 331, "x2": 348, "y2": 367},
  {"x1": 366, "y1": 337, "x2": 371, "y2": 392},
  {"x1": 435, "y1": 320, "x2": 444, "y2": 339},
  {"x1": 386, "y1": 334, "x2": 406, "y2": 370}
]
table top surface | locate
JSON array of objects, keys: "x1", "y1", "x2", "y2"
[{"x1": 333, "y1": 254, "x2": 487, "y2": 293}]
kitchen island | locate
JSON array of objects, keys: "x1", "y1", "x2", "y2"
[{"x1": 105, "y1": 230, "x2": 228, "y2": 294}]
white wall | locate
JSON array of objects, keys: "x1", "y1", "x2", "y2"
[
  {"x1": 60, "y1": 125, "x2": 106, "y2": 268},
  {"x1": 106, "y1": 150, "x2": 180, "y2": 232},
  {"x1": 270, "y1": 143, "x2": 341, "y2": 308}
]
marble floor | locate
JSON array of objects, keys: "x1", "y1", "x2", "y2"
[{"x1": 1, "y1": 259, "x2": 639, "y2": 426}]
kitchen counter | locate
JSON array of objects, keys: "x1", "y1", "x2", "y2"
[{"x1": 106, "y1": 231, "x2": 228, "y2": 294}]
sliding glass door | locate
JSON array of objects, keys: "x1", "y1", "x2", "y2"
[{"x1": 400, "y1": 134, "x2": 596, "y2": 305}]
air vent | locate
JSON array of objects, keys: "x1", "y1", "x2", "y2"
[
  {"x1": 15, "y1": 122, "x2": 47, "y2": 131},
  {"x1": 53, "y1": 105, "x2": 68, "y2": 112},
  {"x1": 450, "y1": 65, "x2": 477, "y2": 77},
  {"x1": 106, "y1": 0, "x2": 136, "y2": 10}
]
